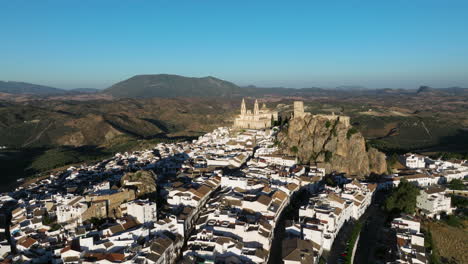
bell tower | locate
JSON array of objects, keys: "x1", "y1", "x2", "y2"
[
  {"x1": 254, "y1": 99, "x2": 259, "y2": 115},
  {"x1": 241, "y1": 98, "x2": 246, "y2": 115}
]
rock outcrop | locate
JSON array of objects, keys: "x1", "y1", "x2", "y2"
[
  {"x1": 277, "y1": 114, "x2": 387, "y2": 178},
  {"x1": 120, "y1": 170, "x2": 157, "y2": 197}
]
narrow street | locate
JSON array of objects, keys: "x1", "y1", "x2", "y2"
[
  {"x1": 354, "y1": 191, "x2": 390, "y2": 264},
  {"x1": 325, "y1": 219, "x2": 355, "y2": 264},
  {"x1": 268, "y1": 190, "x2": 309, "y2": 264},
  {"x1": 267, "y1": 189, "x2": 387, "y2": 264},
  {"x1": 327, "y1": 191, "x2": 388, "y2": 264}
]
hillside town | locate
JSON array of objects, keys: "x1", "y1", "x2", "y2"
[{"x1": 0, "y1": 101, "x2": 465, "y2": 264}]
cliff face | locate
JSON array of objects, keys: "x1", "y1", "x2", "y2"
[{"x1": 277, "y1": 115, "x2": 387, "y2": 178}]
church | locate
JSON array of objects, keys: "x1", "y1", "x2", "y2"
[{"x1": 233, "y1": 99, "x2": 278, "y2": 129}]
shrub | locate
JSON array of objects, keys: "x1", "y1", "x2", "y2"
[
  {"x1": 324, "y1": 151, "x2": 333, "y2": 162},
  {"x1": 325, "y1": 120, "x2": 331, "y2": 128},
  {"x1": 347, "y1": 127, "x2": 358, "y2": 139},
  {"x1": 49, "y1": 224, "x2": 62, "y2": 232},
  {"x1": 444, "y1": 215, "x2": 464, "y2": 228},
  {"x1": 344, "y1": 221, "x2": 363, "y2": 264},
  {"x1": 290, "y1": 146, "x2": 299, "y2": 153}
]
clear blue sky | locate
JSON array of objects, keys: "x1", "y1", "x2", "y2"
[{"x1": 1, "y1": 0, "x2": 467, "y2": 89}]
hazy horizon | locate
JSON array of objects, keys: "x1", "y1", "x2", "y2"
[
  {"x1": 2, "y1": 74, "x2": 467, "y2": 91},
  {"x1": 1, "y1": 1, "x2": 468, "y2": 89}
]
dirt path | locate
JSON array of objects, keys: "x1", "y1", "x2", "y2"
[{"x1": 22, "y1": 121, "x2": 53, "y2": 147}]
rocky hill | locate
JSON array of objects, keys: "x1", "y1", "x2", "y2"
[
  {"x1": 120, "y1": 170, "x2": 157, "y2": 198},
  {"x1": 0, "y1": 98, "x2": 236, "y2": 148},
  {"x1": 277, "y1": 114, "x2": 387, "y2": 178},
  {"x1": 105, "y1": 74, "x2": 243, "y2": 98}
]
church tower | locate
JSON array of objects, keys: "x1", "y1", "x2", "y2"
[
  {"x1": 241, "y1": 98, "x2": 246, "y2": 115},
  {"x1": 254, "y1": 99, "x2": 259, "y2": 115}
]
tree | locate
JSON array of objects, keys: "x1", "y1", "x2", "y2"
[
  {"x1": 384, "y1": 178, "x2": 420, "y2": 215},
  {"x1": 324, "y1": 175, "x2": 337, "y2": 187},
  {"x1": 447, "y1": 179, "x2": 466, "y2": 190}
]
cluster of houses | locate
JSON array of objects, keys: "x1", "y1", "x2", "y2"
[
  {"x1": 1, "y1": 117, "x2": 463, "y2": 264},
  {"x1": 389, "y1": 216, "x2": 427, "y2": 264},
  {"x1": 382, "y1": 153, "x2": 467, "y2": 188},
  {"x1": 0, "y1": 126, "x2": 352, "y2": 264},
  {"x1": 380, "y1": 153, "x2": 468, "y2": 220},
  {"x1": 179, "y1": 127, "x2": 320, "y2": 263},
  {"x1": 0, "y1": 144, "x2": 186, "y2": 263},
  {"x1": 384, "y1": 154, "x2": 468, "y2": 264},
  {"x1": 282, "y1": 179, "x2": 377, "y2": 263}
]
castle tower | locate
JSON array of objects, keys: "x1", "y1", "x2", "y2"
[
  {"x1": 293, "y1": 101, "x2": 305, "y2": 118},
  {"x1": 241, "y1": 98, "x2": 246, "y2": 115},
  {"x1": 254, "y1": 99, "x2": 259, "y2": 115}
]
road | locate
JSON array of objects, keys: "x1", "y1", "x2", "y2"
[
  {"x1": 325, "y1": 218, "x2": 355, "y2": 264},
  {"x1": 354, "y1": 191, "x2": 390, "y2": 264},
  {"x1": 327, "y1": 191, "x2": 388, "y2": 264}
]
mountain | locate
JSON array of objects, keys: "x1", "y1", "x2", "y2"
[
  {"x1": 0, "y1": 81, "x2": 67, "y2": 95},
  {"x1": 69, "y1": 88, "x2": 101, "y2": 93},
  {"x1": 416, "y1": 85, "x2": 436, "y2": 95},
  {"x1": 105, "y1": 74, "x2": 243, "y2": 98}
]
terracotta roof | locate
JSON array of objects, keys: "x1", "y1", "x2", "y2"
[
  {"x1": 109, "y1": 224, "x2": 124, "y2": 235},
  {"x1": 334, "y1": 207, "x2": 343, "y2": 216},
  {"x1": 368, "y1": 183, "x2": 377, "y2": 191},
  {"x1": 355, "y1": 194, "x2": 365, "y2": 201},
  {"x1": 272, "y1": 190, "x2": 287, "y2": 201},
  {"x1": 328, "y1": 193, "x2": 345, "y2": 204},
  {"x1": 350, "y1": 179, "x2": 363, "y2": 188},
  {"x1": 19, "y1": 237, "x2": 37, "y2": 249},
  {"x1": 256, "y1": 195, "x2": 272, "y2": 206},
  {"x1": 282, "y1": 237, "x2": 318, "y2": 263},
  {"x1": 424, "y1": 186, "x2": 446, "y2": 194},
  {"x1": 122, "y1": 218, "x2": 139, "y2": 230},
  {"x1": 286, "y1": 183, "x2": 299, "y2": 191},
  {"x1": 401, "y1": 174, "x2": 432, "y2": 180},
  {"x1": 197, "y1": 185, "x2": 212, "y2": 197},
  {"x1": 12, "y1": 207, "x2": 24, "y2": 215}
]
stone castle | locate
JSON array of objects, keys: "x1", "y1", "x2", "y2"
[
  {"x1": 293, "y1": 101, "x2": 350, "y2": 127},
  {"x1": 233, "y1": 98, "x2": 278, "y2": 129}
]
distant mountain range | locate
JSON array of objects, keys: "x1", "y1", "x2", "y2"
[
  {"x1": 0, "y1": 81, "x2": 100, "y2": 95},
  {"x1": 0, "y1": 81, "x2": 68, "y2": 95},
  {"x1": 69, "y1": 88, "x2": 101, "y2": 93},
  {"x1": 104, "y1": 75, "x2": 468, "y2": 98},
  {"x1": 2, "y1": 76, "x2": 467, "y2": 98},
  {"x1": 103, "y1": 74, "x2": 383, "y2": 98}
]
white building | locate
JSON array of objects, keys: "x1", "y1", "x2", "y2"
[
  {"x1": 124, "y1": 200, "x2": 157, "y2": 224},
  {"x1": 56, "y1": 196, "x2": 88, "y2": 224},
  {"x1": 416, "y1": 187, "x2": 452, "y2": 219},
  {"x1": 391, "y1": 216, "x2": 427, "y2": 264},
  {"x1": 403, "y1": 154, "x2": 426, "y2": 169},
  {"x1": 257, "y1": 154, "x2": 296, "y2": 167}
]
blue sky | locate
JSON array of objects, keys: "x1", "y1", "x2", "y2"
[{"x1": 1, "y1": 0, "x2": 467, "y2": 89}]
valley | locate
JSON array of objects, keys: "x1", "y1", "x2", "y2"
[{"x1": 0, "y1": 76, "x2": 467, "y2": 192}]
